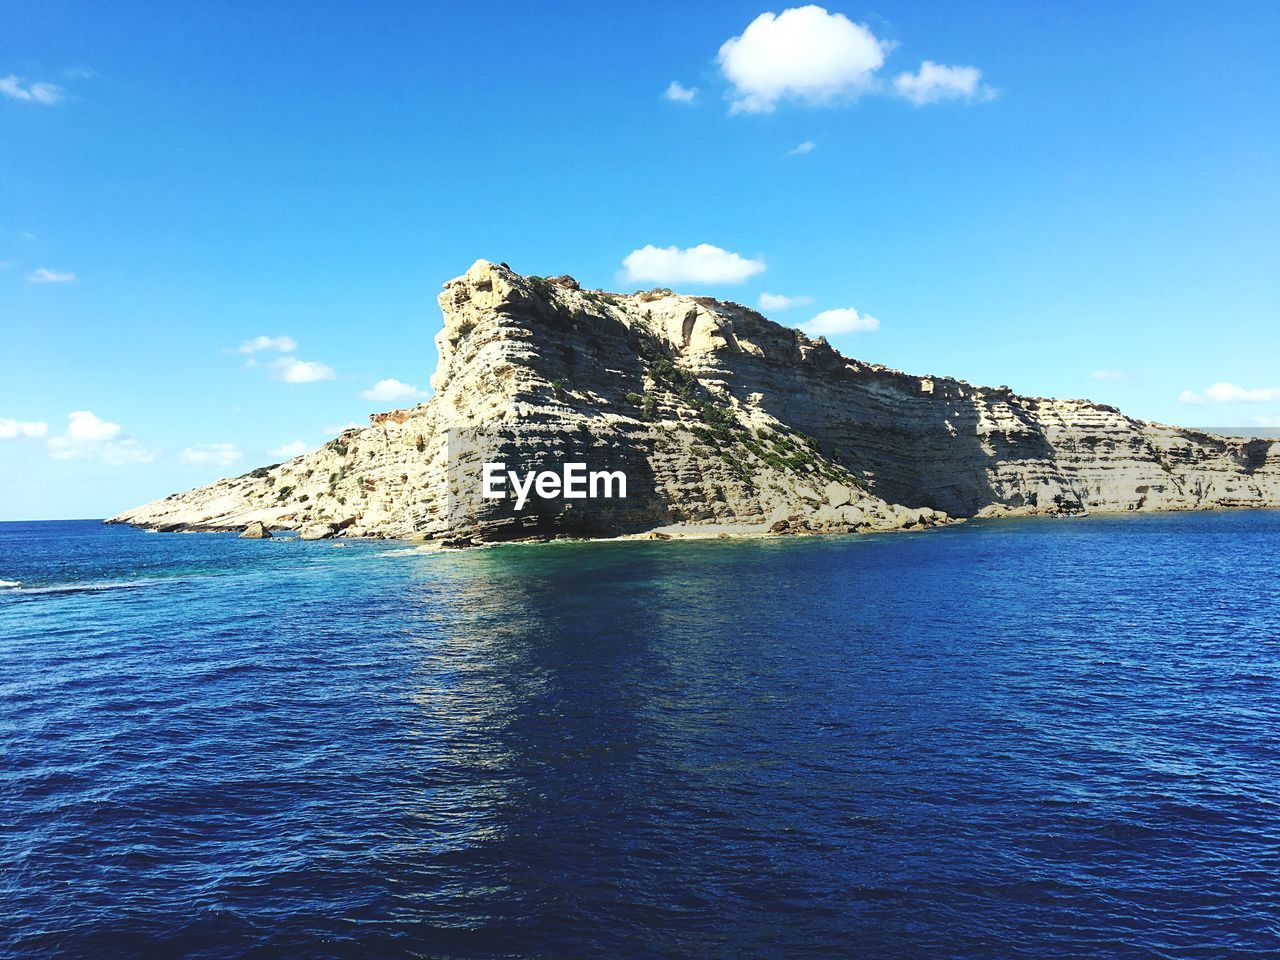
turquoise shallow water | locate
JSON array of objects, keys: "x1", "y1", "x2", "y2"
[{"x1": 2, "y1": 513, "x2": 1279, "y2": 958}]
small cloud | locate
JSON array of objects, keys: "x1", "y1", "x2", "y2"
[
  {"x1": 0, "y1": 75, "x2": 63, "y2": 105},
  {"x1": 269, "y1": 356, "x2": 337, "y2": 383},
  {"x1": 893, "y1": 61, "x2": 995, "y2": 105},
  {"x1": 28, "y1": 267, "x2": 76, "y2": 284},
  {"x1": 64, "y1": 410, "x2": 120, "y2": 441},
  {"x1": 237, "y1": 334, "x2": 297, "y2": 354},
  {"x1": 786, "y1": 140, "x2": 816, "y2": 156},
  {"x1": 718, "y1": 6, "x2": 891, "y2": 114},
  {"x1": 64, "y1": 66, "x2": 97, "y2": 80},
  {"x1": 759, "y1": 292, "x2": 813, "y2": 311},
  {"x1": 360, "y1": 378, "x2": 427, "y2": 402},
  {"x1": 270, "y1": 440, "x2": 311, "y2": 459},
  {"x1": 663, "y1": 81, "x2": 698, "y2": 104},
  {"x1": 0, "y1": 417, "x2": 49, "y2": 439},
  {"x1": 322, "y1": 422, "x2": 362, "y2": 435},
  {"x1": 46, "y1": 410, "x2": 155, "y2": 464},
  {"x1": 1090, "y1": 370, "x2": 1129, "y2": 382},
  {"x1": 180, "y1": 443, "x2": 243, "y2": 467},
  {"x1": 1251, "y1": 416, "x2": 1280, "y2": 428},
  {"x1": 801, "y1": 307, "x2": 879, "y2": 336},
  {"x1": 621, "y1": 243, "x2": 765, "y2": 285},
  {"x1": 1179, "y1": 382, "x2": 1280, "y2": 405}
]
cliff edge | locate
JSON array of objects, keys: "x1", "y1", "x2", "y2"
[{"x1": 109, "y1": 260, "x2": 1280, "y2": 542}]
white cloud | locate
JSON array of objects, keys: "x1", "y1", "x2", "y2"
[
  {"x1": 270, "y1": 440, "x2": 311, "y2": 459},
  {"x1": 360, "y1": 378, "x2": 427, "y2": 402},
  {"x1": 1251, "y1": 416, "x2": 1280, "y2": 428},
  {"x1": 65, "y1": 410, "x2": 121, "y2": 441},
  {"x1": 0, "y1": 418, "x2": 49, "y2": 439},
  {"x1": 28, "y1": 267, "x2": 76, "y2": 283},
  {"x1": 0, "y1": 75, "x2": 63, "y2": 105},
  {"x1": 801, "y1": 307, "x2": 880, "y2": 336},
  {"x1": 237, "y1": 334, "x2": 297, "y2": 354},
  {"x1": 1091, "y1": 370, "x2": 1129, "y2": 382},
  {"x1": 786, "y1": 140, "x2": 816, "y2": 156},
  {"x1": 180, "y1": 443, "x2": 243, "y2": 467},
  {"x1": 894, "y1": 61, "x2": 995, "y2": 105},
  {"x1": 322, "y1": 422, "x2": 363, "y2": 435},
  {"x1": 46, "y1": 411, "x2": 155, "y2": 464},
  {"x1": 717, "y1": 6, "x2": 890, "y2": 114},
  {"x1": 269, "y1": 356, "x2": 337, "y2": 383},
  {"x1": 622, "y1": 243, "x2": 765, "y2": 285},
  {"x1": 1179, "y1": 382, "x2": 1280, "y2": 405},
  {"x1": 664, "y1": 81, "x2": 698, "y2": 104},
  {"x1": 759, "y1": 292, "x2": 813, "y2": 311}
]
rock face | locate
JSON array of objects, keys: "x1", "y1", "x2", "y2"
[{"x1": 110, "y1": 260, "x2": 1280, "y2": 542}]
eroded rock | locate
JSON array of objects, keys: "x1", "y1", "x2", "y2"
[{"x1": 107, "y1": 259, "x2": 1280, "y2": 546}]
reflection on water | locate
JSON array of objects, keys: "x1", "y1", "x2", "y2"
[{"x1": 2, "y1": 514, "x2": 1280, "y2": 958}]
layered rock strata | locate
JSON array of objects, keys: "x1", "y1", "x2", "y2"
[{"x1": 110, "y1": 261, "x2": 1280, "y2": 542}]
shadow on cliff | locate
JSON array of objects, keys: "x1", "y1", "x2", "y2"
[{"x1": 719, "y1": 356, "x2": 1059, "y2": 517}]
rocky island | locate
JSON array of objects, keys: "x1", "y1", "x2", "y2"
[{"x1": 110, "y1": 260, "x2": 1280, "y2": 544}]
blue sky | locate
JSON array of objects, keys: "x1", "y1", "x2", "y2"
[{"x1": 2, "y1": 0, "x2": 1278, "y2": 520}]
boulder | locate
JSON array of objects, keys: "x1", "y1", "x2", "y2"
[
  {"x1": 824, "y1": 481, "x2": 853, "y2": 508},
  {"x1": 298, "y1": 522, "x2": 337, "y2": 540},
  {"x1": 794, "y1": 485, "x2": 822, "y2": 504},
  {"x1": 239, "y1": 521, "x2": 272, "y2": 539}
]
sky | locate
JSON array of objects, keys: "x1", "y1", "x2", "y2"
[{"x1": 2, "y1": 0, "x2": 1278, "y2": 520}]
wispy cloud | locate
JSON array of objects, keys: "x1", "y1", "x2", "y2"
[
  {"x1": 237, "y1": 334, "x2": 297, "y2": 354},
  {"x1": 1091, "y1": 370, "x2": 1130, "y2": 382},
  {"x1": 269, "y1": 357, "x2": 337, "y2": 383},
  {"x1": 801, "y1": 307, "x2": 880, "y2": 336},
  {"x1": 663, "y1": 81, "x2": 698, "y2": 104},
  {"x1": 786, "y1": 140, "x2": 816, "y2": 156},
  {"x1": 0, "y1": 75, "x2": 63, "y2": 105},
  {"x1": 621, "y1": 243, "x2": 765, "y2": 285},
  {"x1": 759, "y1": 292, "x2": 813, "y2": 311},
  {"x1": 28, "y1": 267, "x2": 76, "y2": 284},
  {"x1": 0, "y1": 417, "x2": 49, "y2": 439},
  {"x1": 46, "y1": 411, "x2": 155, "y2": 464},
  {"x1": 360, "y1": 378, "x2": 428, "y2": 403},
  {"x1": 893, "y1": 61, "x2": 996, "y2": 105},
  {"x1": 1179, "y1": 382, "x2": 1280, "y2": 405},
  {"x1": 180, "y1": 443, "x2": 243, "y2": 467},
  {"x1": 270, "y1": 440, "x2": 311, "y2": 459}
]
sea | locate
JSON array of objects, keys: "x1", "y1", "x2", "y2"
[{"x1": 2, "y1": 513, "x2": 1278, "y2": 959}]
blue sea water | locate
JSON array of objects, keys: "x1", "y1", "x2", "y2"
[{"x1": 2, "y1": 513, "x2": 1279, "y2": 959}]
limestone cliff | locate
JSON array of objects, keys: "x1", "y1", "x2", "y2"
[{"x1": 109, "y1": 260, "x2": 1280, "y2": 542}]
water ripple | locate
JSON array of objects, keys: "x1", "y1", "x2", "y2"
[{"x1": 1, "y1": 514, "x2": 1279, "y2": 958}]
